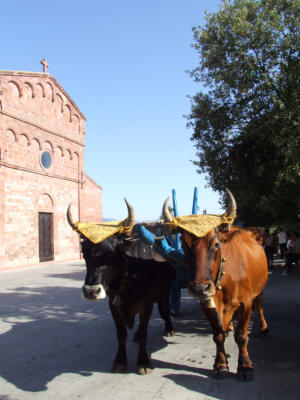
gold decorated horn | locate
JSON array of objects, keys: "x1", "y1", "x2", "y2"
[
  {"x1": 67, "y1": 203, "x2": 77, "y2": 230},
  {"x1": 162, "y1": 197, "x2": 173, "y2": 223},
  {"x1": 225, "y1": 188, "x2": 237, "y2": 218},
  {"x1": 123, "y1": 198, "x2": 135, "y2": 227}
]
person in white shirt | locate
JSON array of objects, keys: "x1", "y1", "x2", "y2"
[{"x1": 277, "y1": 228, "x2": 287, "y2": 259}]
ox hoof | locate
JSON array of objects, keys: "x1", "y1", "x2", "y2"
[
  {"x1": 111, "y1": 362, "x2": 127, "y2": 373},
  {"x1": 236, "y1": 367, "x2": 254, "y2": 381},
  {"x1": 136, "y1": 363, "x2": 153, "y2": 375},
  {"x1": 258, "y1": 328, "x2": 271, "y2": 340},
  {"x1": 213, "y1": 367, "x2": 229, "y2": 379},
  {"x1": 164, "y1": 329, "x2": 175, "y2": 337}
]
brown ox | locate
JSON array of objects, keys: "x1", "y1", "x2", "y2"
[{"x1": 163, "y1": 189, "x2": 269, "y2": 381}]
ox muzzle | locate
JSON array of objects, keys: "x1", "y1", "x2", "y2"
[
  {"x1": 82, "y1": 284, "x2": 107, "y2": 301},
  {"x1": 188, "y1": 281, "x2": 216, "y2": 308}
]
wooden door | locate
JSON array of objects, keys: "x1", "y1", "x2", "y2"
[{"x1": 39, "y1": 212, "x2": 54, "y2": 262}]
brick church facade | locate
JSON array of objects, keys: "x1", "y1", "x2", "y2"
[{"x1": 0, "y1": 63, "x2": 102, "y2": 270}]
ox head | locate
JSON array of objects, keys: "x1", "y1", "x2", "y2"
[
  {"x1": 80, "y1": 237, "x2": 116, "y2": 301},
  {"x1": 67, "y1": 199, "x2": 135, "y2": 301},
  {"x1": 163, "y1": 189, "x2": 236, "y2": 308}
]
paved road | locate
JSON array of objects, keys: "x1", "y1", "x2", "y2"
[{"x1": 0, "y1": 260, "x2": 300, "y2": 400}]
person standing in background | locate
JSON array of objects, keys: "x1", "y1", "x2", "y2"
[
  {"x1": 277, "y1": 228, "x2": 287, "y2": 259},
  {"x1": 285, "y1": 232, "x2": 300, "y2": 275},
  {"x1": 263, "y1": 228, "x2": 275, "y2": 274}
]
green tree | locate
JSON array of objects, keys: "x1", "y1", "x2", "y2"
[{"x1": 187, "y1": 0, "x2": 300, "y2": 228}]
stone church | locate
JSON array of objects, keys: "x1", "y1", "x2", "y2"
[{"x1": 0, "y1": 60, "x2": 102, "y2": 270}]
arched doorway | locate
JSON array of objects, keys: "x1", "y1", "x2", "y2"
[{"x1": 38, "y1": 194, "x2": 54, "y2": 262}]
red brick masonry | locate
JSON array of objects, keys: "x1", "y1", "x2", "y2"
[{"x1": 0, "y1": 70, "x2": 102, "y2": 269}]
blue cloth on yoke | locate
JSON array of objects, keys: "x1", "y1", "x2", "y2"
[{"x1": 132, "y1": 225, "x2": 186, "y2": 265}]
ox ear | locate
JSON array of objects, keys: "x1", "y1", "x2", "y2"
[
  {"x1": 219, "y1": 223, "x2": 230, "y2": 232},
  {"x1": 181, "y1": 231, "x2": 194, "y2": 248},
  {"x1": 115, "y1": 239, "x2": 133, "y2": 254}
]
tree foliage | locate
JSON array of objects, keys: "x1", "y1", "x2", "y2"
[{"x1": 187, "y1": 0, "x2": 300, "y2": 229}]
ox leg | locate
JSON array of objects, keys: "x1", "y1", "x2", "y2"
[
  {"x1": 157, "y1": 299, "x2": 175, "y2": 337},
  {"x1": 234, "y1": 302, "x2": 254, "y2": 381},
  {"x1": 253, "y1": 292, "x2": 270, "y2": 339},
  {"x1": 213, "y1": 329, "x2": 229, "y2": 379},
  {"x1": 109, "y1": 303, "x2": 128, "y2": 373},
  {"x1": 136, "y1": 305, "x2": 154, "y2": 375},
  {"x1": 202, "y1": 306, "x2": 229, "y2": 379}
]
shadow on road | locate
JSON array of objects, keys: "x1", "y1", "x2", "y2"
[
  {"x1": 1, "y1": 266, "x2": 300, "y2": 399},
  {"x1": 0, "y1": 281, "x2": 203, "y2": 393},
  {"x1": 154, "y1": 272, "x2": 300, "y2": 399},
  {"x1": 246, "y1": 271, "x2": 300, "y2": 397},
  {"x1": 45, "y1": 262, "x2": 86, "y2": 282}
]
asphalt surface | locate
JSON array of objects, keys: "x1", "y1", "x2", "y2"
[{"x1": 0, "y1": 258, "x2": 300, "y2": 400}]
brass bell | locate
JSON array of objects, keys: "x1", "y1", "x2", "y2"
[
  {"x1": 204, "y1": 297, "x2": 216, "y2": 309},
  {"x1": 216, "y1": 284, "x2": 222, "y2": 291},
  {"x1": 221, "y1": 257, "x2": 226, "y2": 263}
]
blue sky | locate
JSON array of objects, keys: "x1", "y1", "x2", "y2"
[{"x1": 2, "y1": 0, "x2": 224, "y2": 221}]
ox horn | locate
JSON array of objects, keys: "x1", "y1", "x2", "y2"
[
  {"x1": 123, "y1": 198, "x2": 135, "y2": 227},
  {"x1": 225, "y1": 188, "x2": 237, "y2": 218},
  {"x1": 222, "y1": 188, "x2": 237, "y2": 231},
  {"x1": 67, "y1": 203, "x2": 77, "y2": 229},
  {"x1": 162, "y1": 197, "x2": 173, "y2": 223}
]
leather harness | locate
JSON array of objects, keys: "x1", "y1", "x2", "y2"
[{"x1": 214, "y1": 229, "x2": 226, "y2": 291}]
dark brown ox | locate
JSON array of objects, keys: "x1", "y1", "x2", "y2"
[
  {"x1": 67, "y1": 200, "x2": 175, "y2": 375},
  {"x1": 163, "y1": 189, "x2": 269, "y2": 381}
]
